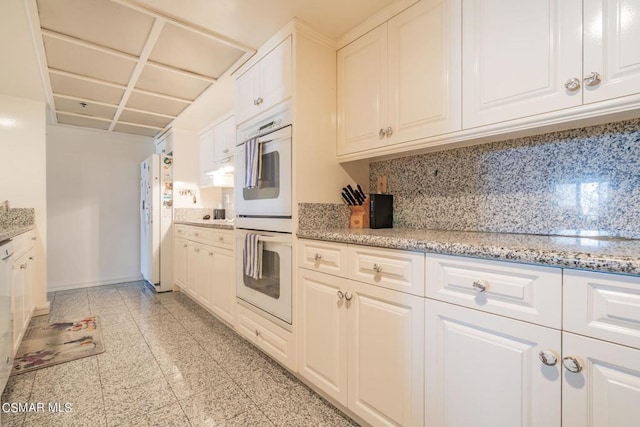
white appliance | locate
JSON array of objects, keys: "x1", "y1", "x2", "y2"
[
  {"x1": 235, "y1": 106, "x2": 292, "y2": 233},
  {"x1": 140, "y1": 154, "x2": 173, "y2": 292},
  {"x1": 0, "y1": 239, "x2": 15, "y2": 395},
  {"x1": 236, "y1": 229, "x2": 292, "y2": 325}
]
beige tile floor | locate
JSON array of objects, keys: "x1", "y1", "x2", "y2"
[{"x1": 1, "y1": 281, "x2": 358, "y2": 427}]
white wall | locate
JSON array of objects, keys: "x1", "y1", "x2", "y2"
[
  {"x1": 46, "y1": 125, "x2": 155, "y2": 290},
  {"x1": 0, "y1": 94, "x2": 47, "y2": 309}
]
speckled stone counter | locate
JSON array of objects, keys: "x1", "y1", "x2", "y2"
[
  {"x1": 0, "y1": 224, "x2": 36, "y2": 243},
  {"x1": 175, "y1": 220, "x2": 234, "y2": 230},
  {"x1": 297, "y1": 228, "x2": 640, "y2": 276}
]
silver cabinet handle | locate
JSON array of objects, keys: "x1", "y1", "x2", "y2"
[
  {"x1": 344, "y1": 292, "x2": 353, "y2": 301},
  {"x1": 195, "y1": 248, "x2": 200, "y2": 253},
  {"x1": 20, "y1": 263, "x2": 27, "y2": 269},
  {"x1": 253, "y1": 99, "x2": 259, "y2": 105},
  {"x1": 372, "y1": 264, "x2": 382, "y2": 273},
  {"x1": 472, "y1": 280, "x2": 487, "y2": 292},
  {"x1": 183, "y1": 244, "x2": 187, "y2": 248},
  {"x1": 223, "y1": 148, "x2": 229, "y2": 153},
  {"x1": 379, "y1": 128, "x2": 386, "y2": 138},
  {"x1": 218, "y1": 237, "x2": 224, "y2": 242},
  {"x1": 195, "y1": 232, "x2": 199, "y2": 236},
  {"x1": 31, "y1": 237, "x2": 37, "y2": 241},
  {"x1": 384, "y1": 127, "x2": 393, "y2": 137},
  {"x1": 337, "y1": 290, "x2": 344, "y2": 300},
  {"x1": 256, "y1": 97, "x2": 263, "y2": 105},
  {"x1": 209, "y1": 252, "x2": 213, "y2": 256},
  {"x1": 29, "y1": 256, "x2": 34, "y2": 261},
  {"x1": 314, "y1": 253, "x2": 322, "y2": 261},
  {"x1": 539, "y1": 350, "x2": 559, "y2": 366},
  {"x1": 564, "y1": 77, "x2": 581, "y2": 91},
  {"x1": 584, "y1": 71, "x2": 601, "y2": 87},
  {"x1": 562, "y1": 356, "x2": 583, "y2": 373},
  {"x1": 221, "y1": 157, "x2": 232, "y2": 164},
  {"x1": 255, "y1": 329, "x2": 260, "y2": 337}
]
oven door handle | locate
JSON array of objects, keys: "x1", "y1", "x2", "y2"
[{"x1": 254, "y1": 235, "x2": 292, "y2": 246}]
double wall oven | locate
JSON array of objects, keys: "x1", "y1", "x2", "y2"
[{"x1": 235, "y1": 104, "x2": 293, "y2": 326}]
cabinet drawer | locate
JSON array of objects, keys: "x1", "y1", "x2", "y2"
[
  {"x1": 298, "y1": 239, "x2": 348, "y2": 277},
  {"x1": 236, "y1": 303, "x2": 296, "y2": 371},
  {"x1": 13, "y1": 230, "x2": 35, "y2": 258},
  {"x1": 211, "y1": 230, "x2": 234, "y2": 250},
  {"x1": 347, "y1": 246, "x2": 425, "y2": 296},
  {"x1": 426, "y1": 254, "x2": 561, "y2": 328},
  {"x1": 187, "y1": 227, "x2": 214, "y2": 244},
  {"x1": 564, "y1": 270, "x2": 640, "y2": 350},
  {"x1": 175, "y1": 225, "x2": 188, "y2": 238}
]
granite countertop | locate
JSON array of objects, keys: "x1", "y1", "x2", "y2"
[
  {"x1": 0, "y1": 224, "x2": 36, "y2": 243},
  {"x1": 297, "y1": 228, "x2": 640, "y2": 276},
  {"x1": 175, "y1": 219, "x2": 234, "y2": 230}
]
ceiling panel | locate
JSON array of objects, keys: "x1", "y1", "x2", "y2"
[
  {"x1": 126, "y1": 91, "x2": 190, "y2": 116},
  {"x1": 49, "y1": 73, "x2": 125, "y2": 105},
  {"x1": 135, "y1": 65, "x2": 211, "y2": 100},
  {"x1": 119, "y1": 109, "x2": 173, "y2": 128},
  {"x1": 113, "y1": 123, "x2": 161, "y2": 137},
  {"x1": 57, "y1": 112, "x2": 111, "y2": 130},
  {"x1": 149, "y1": 22, "x2": 245, "y2": 78},
  {"x1": 37, "y1": 0, "x2": 155, "y2": 56},
  {"x1": 44, "y1": 36, "x2": 136, "y2": 85},
  {"x1": 54, "y1": 96, "x2": 116, "y2": 119}
]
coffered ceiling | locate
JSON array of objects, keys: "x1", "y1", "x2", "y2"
[
  {"x1": 34, "y1": 0, "x2": 253, "y2": 137},
  {"x1": 22, "y1": 0, "x2": 399, "y2": 137}
]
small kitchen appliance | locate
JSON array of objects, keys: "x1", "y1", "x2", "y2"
[{"x1": 369, "y1": 193, "x2": 393, "y2": 229}]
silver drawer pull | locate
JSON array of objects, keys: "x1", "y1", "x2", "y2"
[
  {"x1": 337, "y1": 290, "x2": 344, "y2": 300},
  {"x1": 472, "y1": 280, "x2": 487, "y2": 292},
  {"x1": 372, "y1": 264, "x2": 382, "y2": 273},
  {"x1": 344, "y1": 292, "x2": 353, "y2": 301},
  {"x1": 314, "y1": 253, "x2": 322, "y2": 261},
  {"x1": 562, "y1": 356, "x2": 583, "y2": 373},
  {"x1": 539, "y1": 350, "x2": 558, "y2": 366},
  {"x1": 218, "y1": 237, "x2": 224, "y2": 242}
]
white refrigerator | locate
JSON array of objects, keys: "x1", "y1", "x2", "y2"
[{"x1": 140, "y1": 154, "x2": 173, "y2": 292}]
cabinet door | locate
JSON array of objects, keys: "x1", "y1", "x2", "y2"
[
  {"x1": 210, "y1": 248, "x2": 236, "y2": 325},
  {"x1": 235, "y1": 65, "x2": 259, "y2": 125},
  {"x1": 462, "y1": 0, "x2": 582, "y2": 128},
  {"x1": 298, "y1": 269, "x2": 349, "y2": 406},
  {"x1": 348, "y1": 281, "x2": 424, "y2": 427},
  {"x1": 258, "y1": 36, "x2": 292, "y2": 115},
  {"x1": 11, "y1": 257, "x2": 26, "y2": 353},
  {"x1": 22, "y1": 248, "x2": 34, "y2": 329},
  {"x1": 213, "y1": 115, "x2": 236, "y2": 161},
  {"x1": 198, "y1": 128, "x2": 215, "y2": 186},
  {"x1": 174, "y1": 237, "x2": 188, "y2": 288},
  {"x1": 562, "y1": 332, "x2": 640, "y2": 427},
  {"x1": 387, "y1": 0, "x2": 461, "y2": 144},
  {"x1": 337, "y1": 25, "x2": 388, "y2": 155},
  {"x1": 426, "y1": 299, "x2": 561, "y2": 427},
  {"x1": 197, "y1": 246, "x2": 214, "y2": 308},
  {"x1": 583, "y1": 0, "x2": 640, "y2": 103},
  {"x1": 186, "y1": 242, "x2": 200, "y2": 297}
]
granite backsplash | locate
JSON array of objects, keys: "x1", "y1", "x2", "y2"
[
  {"x1": 298, "y1": 203, "x2": 350, "y2": 230},
  {"x1": 369, "y1": 118, "x2": 640, "y2": 238}
]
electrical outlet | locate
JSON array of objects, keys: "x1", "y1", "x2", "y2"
[{"x1": 376, "y1": 175, "x2": 388, "y2": 193}]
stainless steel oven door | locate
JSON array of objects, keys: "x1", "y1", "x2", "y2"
[
  {"x1": 235, "y1": 125, "x2": 292, "y2": 219},
  {"x1": 236, "y1": 230, "x2": 292, "y2": 324}
]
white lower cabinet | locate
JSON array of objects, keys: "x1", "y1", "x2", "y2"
[
  {"x1": 10, "y1": 231, "x2": 36, "y2": 355},
  {"x1": 174, "y1": 225, "x2": 236, "y2": 326},
  {"x1": 425, "y1": 299, "x2": 561, "y2": 427},
  {"x1": 298, "y1": 268, "x2": 424, "y2": 427},
  {"x1": 562, "y1": 332, "x2": 640, "y2": 427}
]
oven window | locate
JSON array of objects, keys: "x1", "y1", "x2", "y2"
[
  {"x1": 243, "y1": 249, "x2": 280, "y2": 299},
  {"x1": 243, "y1": 151, "x2": 280, "y2": 200}
]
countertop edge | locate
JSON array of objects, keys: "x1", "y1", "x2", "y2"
[
  {"x1": 0, "y1": 224, "x2": 36, "y2": 243},
  {"x1": 174, "y1": 220, "x2": 234, "y2": 230},
  {"x1": 297, "y1": 229, "x2": 640, "y2": 276}
]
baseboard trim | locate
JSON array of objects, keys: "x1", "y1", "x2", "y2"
[
  {"x1": 48, "y1": 275, "x2": 143, "y2": 292},
  {"x1": 33, "y1": 301, "x2": 50, "y2": 316}
]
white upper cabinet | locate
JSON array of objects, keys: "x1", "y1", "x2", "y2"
[
  {"x1": 583, "y1": 0, "x2": 640, "y2": 104},
  {"x1": 198, "y1": 128, "x2": 215, "y2": 187},
  {"x1": 462, "y1": 0, "x2": 583, "y2": 128},
  {"x1": 337, "y1": 0, "x2": 462, "y2": 155},
  {"x1": 235, "y1": 37, "x2": 292, "y2": 125},
  {"x1": 213, "y1": 115, "x2": 235, "y2": 162},
  {"x1": 463, "y1": 0, "x2": 640, "y2": 128}
]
